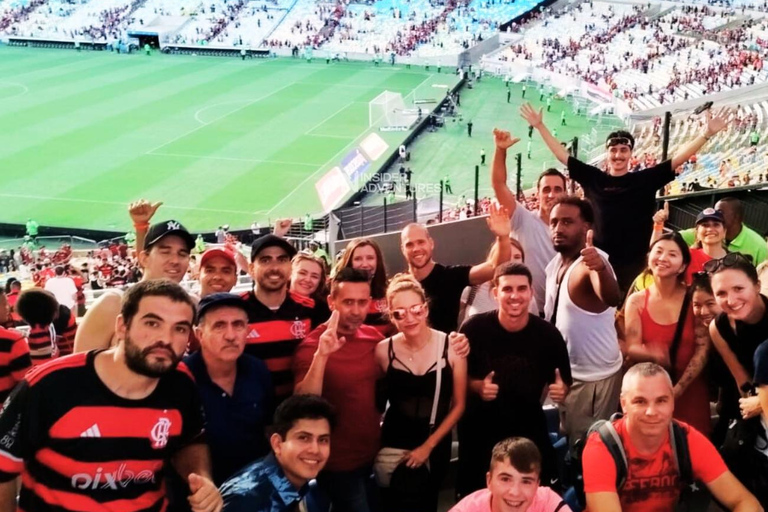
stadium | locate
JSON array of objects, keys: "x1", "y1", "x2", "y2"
[{"x1": 1, "y1": 0, "x2": 768, "y2": 510}]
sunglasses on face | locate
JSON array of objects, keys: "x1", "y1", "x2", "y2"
[
  {"x1": 605, "y1": 137, "x2": 633, "y2": 149},
  {"x1": 390, "y1": 303, "x2": 427, "y2": 321},
  {"x1": 702, "y1": 253, "x2": 752, "y2": 274}
]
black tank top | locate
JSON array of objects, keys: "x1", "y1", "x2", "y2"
[{"x1": 380, "y1": 330, "x2": 453, "y2": 450}]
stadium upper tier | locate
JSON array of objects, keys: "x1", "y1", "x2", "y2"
[{"x1": 0, "y1": 0, "x2": 544, "y2": 54}]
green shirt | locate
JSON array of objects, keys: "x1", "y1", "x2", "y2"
[
  {"x1": 25, "y1": 221, "x2": 38, "y2": 236},
  {"x1": 751, "y1": 131, "x2": 760, "y2": 144},
  {"x1": 680, "y1": 224, "x2": 766, "y2": 264}
]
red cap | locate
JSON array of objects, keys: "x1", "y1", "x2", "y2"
[{"x1": 200, "y1": 247, "x2": 237, "y2": 267}]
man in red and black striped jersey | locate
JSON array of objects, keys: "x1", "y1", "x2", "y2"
[
  {"x1": 0, "y1": 288, "x2": 31, "y2": 406},
  {"x1": 0, "y1": 280, "x2": 222, "y2": 512},
  {"x1": 15, "y1": 290, "x2": 59, "y2": 366},
  {"x1": 241, "y1": 235, "x2": 318, "y2": 404}
]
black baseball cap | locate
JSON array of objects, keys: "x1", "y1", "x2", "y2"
[
  {"x1": 144, "y1": 220, "x2": 195, "y2": 251},
  {"x1": 695, "y1": 208, "x2": 725, "y2": 225},
  {"x1": 250, "y1": 234, "x2": 297, "y2": 262},
  {"x1": 196, "y1": 292, "x2": 248, "y2": 323}
]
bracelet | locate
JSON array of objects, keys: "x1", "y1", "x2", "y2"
[
  {"x1": 701, "y1": 133, "x2": 712, "y2": 141},
  {"x1": 653, "y1": 224, "x2": 663, "y2": 232},
  {"x1": 133, "y1": 222, "x2": 149, "y2": 231}
]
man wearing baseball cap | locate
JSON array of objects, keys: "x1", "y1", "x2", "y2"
[
  {"x1": 75, "y1": 212, "x2": 196, "y2": 353},
  {"x1": 199, "y1": 247, "x2": 239, "y2": 297},
  {"x1": 240, "y1": 235, "x2": 317, "y2": 405},
  {"x1": 181, "y1": 293, "x2": 273, "y2": 488}
]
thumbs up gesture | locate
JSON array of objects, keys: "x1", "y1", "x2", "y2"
[
  {"x1": 187, "y1": 473, "x2": 222, "y2": 512},
  {"x1": 480, "y1": 371, "x2": 499, "y2": 401},
  {"x1": 316, "y1": 310, "x2": 346, "y2": 357},
  {"x1": 653, "y1": 201, "x2": 669, "y2": 225},
  {"x1": 580, "y1": 230, "x2": 606, "y2": 272},
  {"x1": 548, "y1": 368, "x2": 569, "y2": 404}
]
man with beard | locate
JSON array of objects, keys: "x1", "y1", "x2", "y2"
[
  {"x1": 491, "y1": 128, "x2": 566, "y2": 313},
  {"x1": 401, "y1": 202, "x2": 512, "y2": 334},
  {"x1": 458, "y1": 262, "x2": 572, "y2": 497},
  {"x1": 241, "y1": 235, "x2": 316, "y2": 405},
  {"x1": 75, "y1": 203, "x2": 195, "y2": 352},
  {"x1": 544, "y1": 197, "x2": 622, "y2": 448},
  {"x1": 521, "y1": 104, "x2": 731, "y2": 293},
  {"x1": 0, "y1": 280, "x2": 223, "y2": 512}
]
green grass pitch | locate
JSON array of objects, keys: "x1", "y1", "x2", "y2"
[{"x1": 0, "y1": 46, "x2": 620, "y2": 233}]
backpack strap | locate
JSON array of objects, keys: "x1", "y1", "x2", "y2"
[
  {"x1": 595, "y1": 420, "x2": 629, "y2": 490},
  {"x1": 671, "y1": 420, "x2": 693, "y2": 486}
]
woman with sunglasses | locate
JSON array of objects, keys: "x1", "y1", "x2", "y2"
[
  {"x1": 374, "y1": 274, "x2": 467, "y2": 512},
  {"x1": 334, "y1": 238, "x2": 395, "y2": 336},
  {"x1": 708, "y1": 253, "x2": 768, "y2": 440},
  {"x1": 289, "y1": 253, "x2": 331, "y2": 323},
  {"x1": 624, "y1": 233, "x2": 711, "y2": 434}
]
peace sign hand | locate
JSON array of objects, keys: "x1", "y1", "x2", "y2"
[{"x1": 316, "y1": 311, "x2": 346, "y2": 357}]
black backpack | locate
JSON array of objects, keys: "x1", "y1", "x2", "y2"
[{"x1": 571, "y1": 413, "x2": 710, "y2": 512}]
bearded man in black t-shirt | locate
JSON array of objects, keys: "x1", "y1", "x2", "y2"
[
  {"x1": 520, "y1": 103, "x2": 731, "y2": 292},
  {"x1": 400, "y1": 202, "x2": 512, "y2": 334}
]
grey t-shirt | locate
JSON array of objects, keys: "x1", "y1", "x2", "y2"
[{"x1": 511, "y1": 203, "x2": 555, "y2": 313}]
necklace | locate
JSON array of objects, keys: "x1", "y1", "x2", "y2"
[{"x1": 403, "y1": 337, "x2": 431, "y2": 362}]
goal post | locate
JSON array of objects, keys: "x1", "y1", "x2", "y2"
[{"x1": 368, "y1": 91, "x2": 419, "y2": 131}]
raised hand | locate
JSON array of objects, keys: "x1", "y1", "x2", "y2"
[
  {"x1": 480, "y1": 371, "x2": 499, "y2": 401},
  {"x1": 704, "y1": 107, "x2": 732, "y2": 137},
  {"x1": 520, "y1": 103, "x2": 544, "y2": 129},
  {"x1": 316, "y1": 310, "x2": 346, "y2": 357},
  {"x1": 580, "y1": 230, "x2": 606, "y2": 272},
  {"x1": 486, "y1": 201, "x2": 511, "y2": 238},
  {"x1": 448, "y1": 331, "x2": 470, "y2": 358},
  {"x1": 128, "y1": 200, "x2": 163, "y2": 225},
  {"x1": 548, "y1": 368, "x2": 568, "y2": 403},
  {"x1": 274, "y1": 218, "x2": 292, "y2": 238},
  {"x1": 493, "y1": 128, "x2": 521, "y2": 151},
  {"x1": 653, "y1": 201, "x2": 669, "y2": 225}
]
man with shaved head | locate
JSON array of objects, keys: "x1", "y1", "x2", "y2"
[
  {"x1": 582, "y1": 363, "x2": 761, "y2": 512},
  {"x1": 400, "y1": 203, "x2": 512, "y2": 333}
]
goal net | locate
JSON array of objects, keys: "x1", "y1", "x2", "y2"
[{"x1": 369, "y1": 91, "x2": 419, "y2": 131}]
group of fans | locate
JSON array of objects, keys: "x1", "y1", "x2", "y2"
[{"x1": 0, "y1": 101, "x2": 767, "y2": 512}]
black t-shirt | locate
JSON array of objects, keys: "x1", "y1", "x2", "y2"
[
  {"x1": 419, "y1": 263, "x2": 471, "y2": 334},
  {"x1": 460, "y1": 311, "x2": 572, "y2": 431},
  {"x1": 567, "y1": 156, "x2": 674, "y2": 286}
]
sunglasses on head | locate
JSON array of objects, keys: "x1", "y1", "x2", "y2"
[
  {"x1": 390, "y1": 303, "x2": 427, "y2": 321},
  {"x1": 702, "y1": 253, "x2": 752, "y2": 274},
  {"x1": 605, "y1": 137, "x2": 633, "y2": 149}
]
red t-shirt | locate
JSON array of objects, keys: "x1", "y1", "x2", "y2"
[
  {"x1": 582, "y1": 418, "x2": 727, "y2": 512},
  {"x1": 293, "y1": 324, "x2": 384, "y2": 472},
  {"x1": 685, "y1": 248, "x2": 712, "y2": 284}
]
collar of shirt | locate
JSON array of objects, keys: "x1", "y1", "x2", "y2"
[{"x1": 263, "y1": 454, "x2": 309, "y2": 506}]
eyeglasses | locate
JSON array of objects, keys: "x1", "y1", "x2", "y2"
[
  {"x1": 390, "y1": 303, "x2": 427, "y2": 321},
  {"x1": 605, "y1": 137, "x2": 633, "y2": 149},
  {"x1": 702, "y1": 253, "x2": 752, "y2": 274}
]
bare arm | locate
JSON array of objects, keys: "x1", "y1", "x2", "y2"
[
  {"x1": 759, "y1": 384, "x2": 768, "y2": 425},
  {"x1": 172, "y1": 443, "x2": 213, "y2": 482},
  {"x1": 585, "y1": 492, "x2": 623, "y2": 512},
  {"x1": 709, "y1": 321, "x2": 752, "y2": 391},
  {"x1": 588, "y1": 265, "x2": 622, "y2": 308},
  {"x1": 490, "y1": 129, "x2": 521, "y2": 213},
  {"x1": 673, "y1": 323, "x2": 710, "y2": 399},
  {"x1": 707, "y1": 471, "x2": 763, "y2": 512},
  {"x1": 671, "y1": 108, "x2": 731, "y2": 171},
  {"x1": 624, "y1": 293, "x2": 653, "y2": 363},
  {"x1": 0, "y1": 480, "x2": 17, "y2": 512},
  {"x1": 73, "y1": 291, "x2": 122, "y2": 353},
  {"x1": 420, "y1": 351, "x2": 466, "y2": 454},
  {"x1": 294, "y1": 353, "x2": 329, "y2": 395},
  {"x1": 520, "y1": 104, "x2": 569, "y2": 165},
  {"x1": 469, "y1": 202, "x2": 512, "y2": 285}
]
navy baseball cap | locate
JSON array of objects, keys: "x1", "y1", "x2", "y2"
[
  {"x1": 695, "y1": 208, "x2": 725, "y2": 225},
  {"x1": 250, "y1": 234, "x2": 297, "y2": 262},
  {"x1": 196, "y1": 292, "x2": 248, "y2": 323},
  {"x1": 144, "y1": 220, "x2": 195, "y2": 251}
]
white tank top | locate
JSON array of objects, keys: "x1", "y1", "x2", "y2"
[{"x1": 544, "y1": 251, "x2": 623, "y2": 382}]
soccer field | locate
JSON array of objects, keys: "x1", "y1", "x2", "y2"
[{"x1": 0, "y1": 47, "x2": 458, "y2": 232}]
